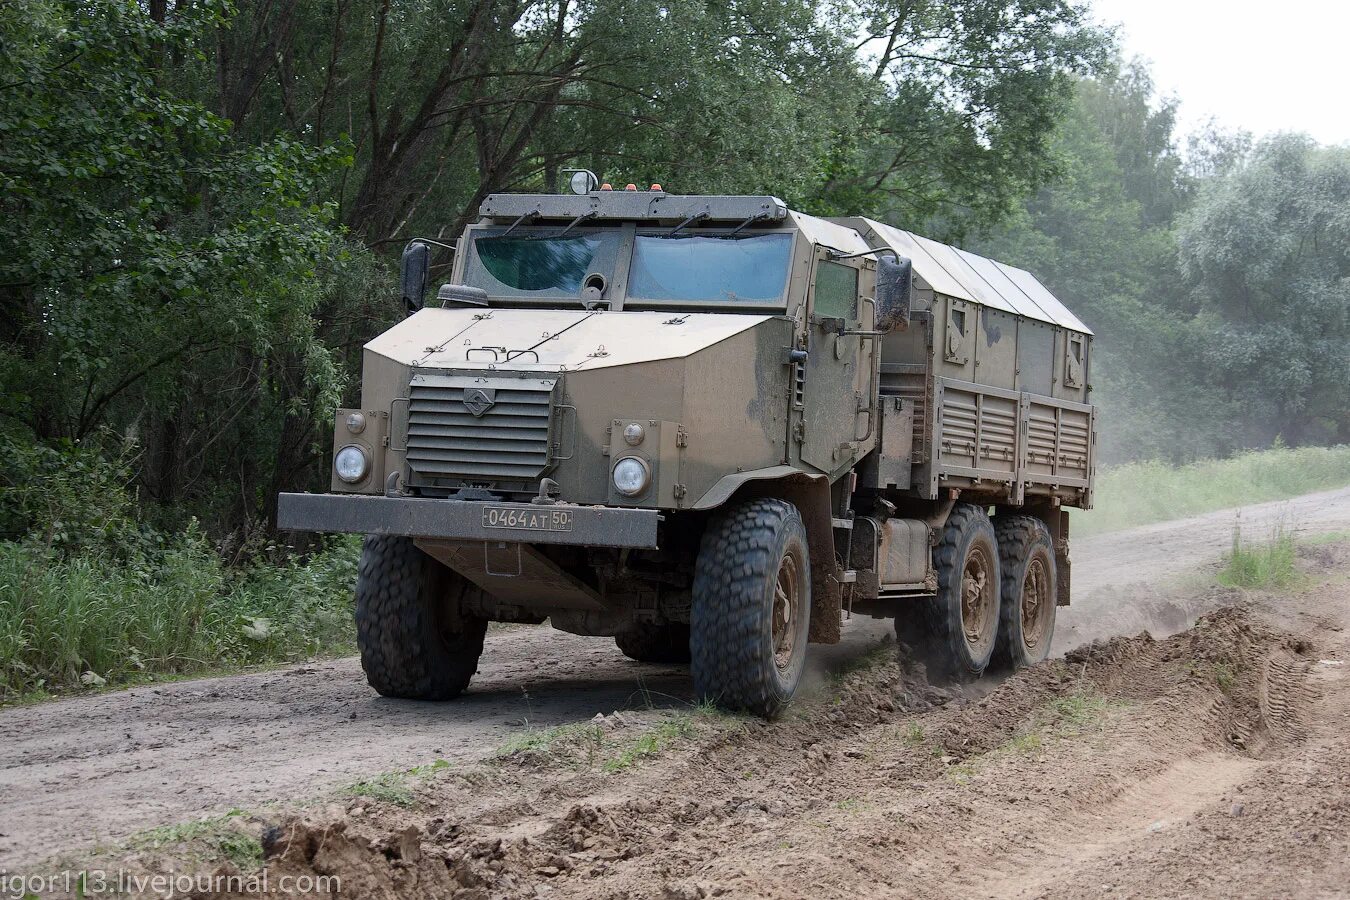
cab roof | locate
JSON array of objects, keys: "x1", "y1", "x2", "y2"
[{"x1": 475, "y1": 193, "x2": 1090, "y2": 334}]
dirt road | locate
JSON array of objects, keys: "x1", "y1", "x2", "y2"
[{"x1": 1, "y1": 486, "x2": 1347, "y2": 877}]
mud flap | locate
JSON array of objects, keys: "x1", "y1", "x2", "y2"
[
  {"x1": 809, "y1": 573, "x2": 843, "y2": 644},
  {"x1": 1053, "y1": 509, "x2": 1071, "y2": 607}
]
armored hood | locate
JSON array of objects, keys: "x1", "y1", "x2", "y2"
[{"x1": 366, "y1": 307, "x2": 776, "y2": 372}]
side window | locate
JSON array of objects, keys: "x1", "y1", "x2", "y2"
[
  {"x1": 1065, "y1": 334, "x2": 1085, "y2": 388},
  {"x1": 945, "y1": 301, "x2": 970, "y2": 364},
  {"x1": 813, "y1": 260, "x2": 858, "y2": 320}
]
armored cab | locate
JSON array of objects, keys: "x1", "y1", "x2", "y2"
[{"x1": 279, "y1": 187, "x2": 1097, "y2": 716}]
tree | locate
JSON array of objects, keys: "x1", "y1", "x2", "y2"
[
  {"x1": 0, "y1": 0, "x2": 372, "y2": 539},
  {"x1": 1175, "y1": 135, "x2": 1350, "y2": 448},
  {"x1": 971, "y1": 62, "x2": 1194, "y2": 461},
  {"x1": 818, "y1": 0, "x2": 1111, "y2": 238}
]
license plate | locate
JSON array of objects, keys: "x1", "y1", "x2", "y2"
[{"x1": 481, "y1": 506, "x2": 574, "y2": 532}]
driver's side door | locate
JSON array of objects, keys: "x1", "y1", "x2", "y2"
[{"x1": 796, "y1": 249, "x2": 871, "y2": 476}]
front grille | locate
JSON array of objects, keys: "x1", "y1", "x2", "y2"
[{"x1": 405, "y1": 374, "x2": 557, "y2": 483}]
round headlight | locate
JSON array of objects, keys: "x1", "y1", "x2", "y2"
[
  {"x1": 623, "y1": 422, "x2": 645, "y2": 446},
  {"x1": 334, "y1": 445, "x2": 370, "y2": 483},
  {"x1": 612, "y1": 456, "x2": 650, "y2": 497},
  {"x1": 345, "y1": 411, "x2": 366, "y2": 434}
]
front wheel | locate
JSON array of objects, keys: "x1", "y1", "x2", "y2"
[
  {"x1": 354, "y1": 535, "x2": 487, "y2": 700},
  {"x1": 690, "y1": 498, "x2": 811, "y2": 718}
]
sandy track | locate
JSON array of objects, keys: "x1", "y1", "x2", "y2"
[{"x1": 1, "y1": 486, "x2": 1347, "y2": 870}]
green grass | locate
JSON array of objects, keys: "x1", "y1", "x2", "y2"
[
  {"x1": 1301, "y1": 530, "x2": 1350, "y2": 547},
  {"x1": 493, "y1": 721, "x2": 607, "y2": 761},
  {"x1": 1037, "y1": 688, "x2": 1120, "y2": 737},
  {"x1": 130, "y1": 810, "x2": 262, "y2": 867},
  {"x1": 0, "y1": 534, "x2": 359, "y2": 700},
  {"x1": 494, "y1": 711, "x2": 711, "y2": 774},
  {"x1": 1075, "y1": 444, "x2": 1350, "y2": 535},
  {"x1": 340, "y1": 758, "x2": 452, "y2": 808},
  {"x1": 603, "y1": 717, "x2": 696, "y2": 772},
  {"x1": 999, "y1": 731, "x2": 1044, "y2": 754},
  {"x1": 1219, "y1": 523, "x2": 1297, "y2": 589}
]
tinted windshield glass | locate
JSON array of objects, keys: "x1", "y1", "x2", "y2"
[
  {"x1": 474, "y1": 234, "x2": 601, "y2": 292},
  {"x1": 628, "y1": 233, "x2": 793, "y2": 303}
]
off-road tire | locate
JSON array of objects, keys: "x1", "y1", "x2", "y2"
[
  {"x1": 992, "y1": 515, "x2": 1058, "y2": 669},
  {"x1": 690, "y1": 498, "x2": 811, "y2": 718},
  {"x1": 900, "y1": 502, "x2": 1001, "y2": 681},
  {"x1": 614, "y1": 623, "x2": 692, "y2": 664},
  {"x1": 354, "y1": 534, "x2": 488, "y2": 700}
]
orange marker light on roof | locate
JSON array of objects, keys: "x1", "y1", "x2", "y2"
[
  {"x1": 600, "y1": 183, "x2": 613, "y2": 190},
  {"x1": 625, "y1": 183, "x2": 637, "y2": 191},
  {"x1": 650, "y1": 184, "x2": 663, "y2": 192}
]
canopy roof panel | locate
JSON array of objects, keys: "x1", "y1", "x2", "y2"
[{"x1": 836, "y1": 217, "x2": 1093, "y2": 334}]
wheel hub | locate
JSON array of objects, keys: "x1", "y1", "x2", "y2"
[
  {"x1": 1021, "y1": 556, "x2": 1050, "y2": 649},
  {"x1": 961, "y1": 547, "x2": 994, "y2": 646},
  {"x1": 772, "y1": 552, "x2": 801, "y2": 671}
]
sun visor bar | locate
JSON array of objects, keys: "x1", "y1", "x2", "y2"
[{"x1": 479, "y1": 193, "x2": 788, "y2": 224}]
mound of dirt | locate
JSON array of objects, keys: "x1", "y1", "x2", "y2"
[{"x1": 192, "y1": 599, "x2": 1339, "y2": 900}]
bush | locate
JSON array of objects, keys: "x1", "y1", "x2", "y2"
[
  {"x1": 0, "y1": 531, "x2": 359, "y2": 699},
  {"x1": 0, "y1": 434, "x2": 144, "y2": 554},
  {"x1": 1219, "y1": 524, "x2": 1296, "y2": 589}
]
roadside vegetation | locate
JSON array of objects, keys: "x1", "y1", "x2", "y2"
[
  {"x1": 1219, "y1": 524, "x2": 1298, "y2": 590},
  {"x1": 1075, "y1": 444, "x2": 1350, "y2": 535},
  {"x1": 0, "y1": 441, "x2": 357, "y2": 701}
]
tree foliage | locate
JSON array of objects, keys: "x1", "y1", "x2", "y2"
[
  {"x1": 1, "y1": 0, "x2": 1111, "y2": 542},
  {"x1": 1175, "y1": 135, "x2": 1350, "y2": 448},
  {"x1": 976, "y1": 61, "x2": 1347, "y2": 462}
]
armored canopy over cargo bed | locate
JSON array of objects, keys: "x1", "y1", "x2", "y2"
[{"x1": 833, "y1": 217, "x2": 1092, "y2": 334}]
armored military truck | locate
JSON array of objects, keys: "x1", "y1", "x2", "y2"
[{"x1": 278, "y1": 184, "x2": 1096, "y2": 717}]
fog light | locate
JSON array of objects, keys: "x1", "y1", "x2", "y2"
[
  {"x1": 345, "y1": 411, "x2": 366, "y2": 434},
  {"x1": 623, "y1": 422, "x2": 645, "y2": 446},
  {"x1": 334, "y1": 445, "x2": 369, "y2": 483},
  {"x1": 612, "y1": 456, "x2": 650, "y2": 497}
]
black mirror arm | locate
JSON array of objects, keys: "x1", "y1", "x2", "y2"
[{"x1": 827, "y1": 246, "x2": 899, "y2": 262}]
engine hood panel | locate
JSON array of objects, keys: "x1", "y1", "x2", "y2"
[{"x1": 366, "y1": 308, "x2": 776, "y2": 371}]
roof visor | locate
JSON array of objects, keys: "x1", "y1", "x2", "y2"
[{"x1": 480, "y1": 193, "x2": 788, "y2": 224}]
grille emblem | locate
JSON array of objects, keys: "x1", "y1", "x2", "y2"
[{"x1": 463, "y1": 388, "x2": 496, "y2": 417}]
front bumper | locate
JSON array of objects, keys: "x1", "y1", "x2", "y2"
[{"x1": 276, "y1": 493, "x2": 660, "y2": 549}]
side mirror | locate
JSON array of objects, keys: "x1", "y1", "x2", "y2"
[
  {"x1": 400, "y1": 241, "x2": 430, "y2": 316},
  {"x1": 875, "y1": 255, "x2": 913, "y2": 332}
]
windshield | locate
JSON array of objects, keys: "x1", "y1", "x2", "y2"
[
  {"x1": 627, "y1": 233, "x2": 793, "y2": 304},
  {"x1": 467, "y1": 229, "x2": 620, "y2": 298}
]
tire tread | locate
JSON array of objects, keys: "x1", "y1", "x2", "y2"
[{"x1": 355, "y1": 535, "x2": 486, "y2": 700}]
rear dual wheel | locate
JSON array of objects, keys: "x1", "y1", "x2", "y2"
[
  {"x1": 901, "y1": 503, "x2": 1001, "y2": 680},
  {"x1": 993, "y1": 515, "x2": 1057, "y2": 669},
  {"x1": 897, "y1": 504, "x2": 1057, "y2": 680}
]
